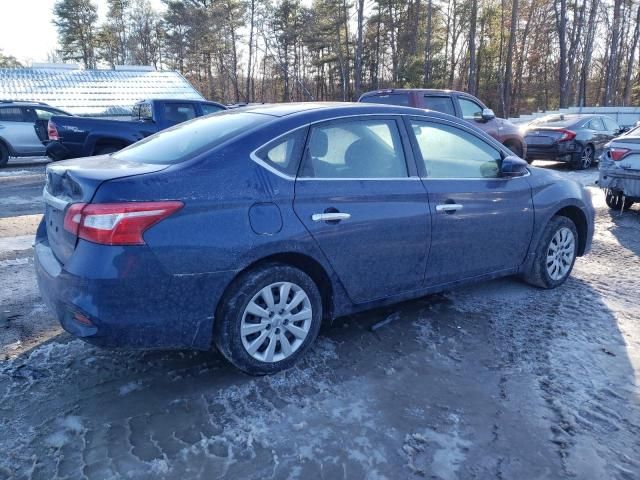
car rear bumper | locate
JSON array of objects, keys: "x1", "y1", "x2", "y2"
[
  {"x1": 45, "y1": 141, "x2": 72, "y2": 161},
  {"x1": 525, "y1": 141, "x2": 580, "y2": 162},
  {"x1": 34, "y1": 221, "x2": 236, "y2": 351},
  {"x1": 599, "y1": 168, "x2": 640, "y2": 198}
]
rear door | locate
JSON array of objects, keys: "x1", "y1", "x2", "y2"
[
  {"x1": 406, "y1": 118, "x2": 534, "y2": 285},
  {"x1": 0, "y1": 106, "x2": 42, "y2": 154},
  {"x1": 293, "y1": 116, "x2": 431, "y2": 303}
]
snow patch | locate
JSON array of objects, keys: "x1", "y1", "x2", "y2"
[
  {"x1": 0, "y1": 235, "x2": 34, "y2": 253},
  {"x1": 119, "y1": 381, "x2": 143, "y2": 396}
]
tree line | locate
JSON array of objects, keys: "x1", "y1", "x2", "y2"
[{"x1": 43, "y1": 0, "x2": 640, "y2": 116}]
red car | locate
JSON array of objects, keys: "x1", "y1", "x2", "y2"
[{"x1": 359, "y1": 89, "x2": 527, "y2": 160}]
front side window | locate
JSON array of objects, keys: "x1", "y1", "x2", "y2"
[
  {"x1": 457, "y1": 97, "x2": 484, "y2": 121},
  {"x1": 0, "y1": 107, "x2": 25, "y2": 122},
  {"x1": 299, "y1": 119, "x2": 408, "y2": 178},
  {"x1": 424, "y1": 96, "x2": 456, "y2": 116},
  {"x1": 255, "y1": 129, "x2": 306, "y2": 176},
  {"x1": 410, "y1": 121, "x2": 501, "y2": 178},
  {"x1": 201, "y1": 103, "x2": 225, "y2": 115},
  {"x1": 163, "y1": 103, "x2": 197, "y2": 124},
  {"x1": 602, "y1": 116, "x2": 619, "y2": 131}
]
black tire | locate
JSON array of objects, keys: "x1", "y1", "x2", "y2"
[
  {"x1": 523, "y1": 216, "x2": 579, "y2": 289},
  {"x1": 94, "y1": 145, "x2": 123, "y2": 156},
  {"x1": 605, "y1": 189, "x2": 634, "y2": 210},
  {"x1": 573, "y1": 144, "x2": 594, "y2": 170},
  {"x1": 214, "y1": 263, "x2": 323, "y2": 375},
  {"x1": 0, "y1": 142, "x2": 9, "y2": 168}
]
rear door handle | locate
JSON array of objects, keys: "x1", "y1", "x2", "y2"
[
  {"x1": 312, "y1": 212, "x2": 351, "y2": 222},
  {"x1": 435, "y1": 204, "x2": 463, "y2": 213}
]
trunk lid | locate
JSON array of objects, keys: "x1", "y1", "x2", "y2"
[
  {"x1": 43, "y1": 155, "x2": 169, "y2": 264},
  {"x1": 524, "y1": 128, "x2": 567, "y2": 146}
]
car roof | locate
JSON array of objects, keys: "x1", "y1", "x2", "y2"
[
  {"x1": 359, "y1": 88, "x2": 471, "y2": 97},
  {"x1": 0, "y1": 100, "x2": 52, "y2": 107},
  {"x1": 239, "y1": 101, "x2": 441, "y2": 118}
]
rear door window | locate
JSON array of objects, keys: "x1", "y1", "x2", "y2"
[
  {"x1": 299, "y1": 119, "x2": 408, "y2": 178},
  {"x1": 359, "y1": 93, "x2": 410, "y2": 107},
  {"x1": 0, "y1": 107, "x2": 25, "y2": 122},
  {"x1": 588, "y1": 118, "x2": 605, "y2": 131},
  {"x1": 423, "y1": 96, "x2": 456, "y2": 116}
]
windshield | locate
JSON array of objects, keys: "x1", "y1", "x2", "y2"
[{"x1": 113, "y1": 111, "x2": 270, "y2": 164}]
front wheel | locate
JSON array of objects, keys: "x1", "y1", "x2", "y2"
[
  {"x1": 214, "y1": 263, "x2": 323, "y2": 375},
  {"x1": 523, "y1": 216, "x2": 578, "y2": 289},
  {"x1": 605, "y1": 189, "x2": 634, "y2": 211}
]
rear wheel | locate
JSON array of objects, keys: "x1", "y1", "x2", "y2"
[
  {"x1": 605, "y1": 189, "x2": 635, "y2": 210},
  {"x1": 0, "y1": 143, "x2": 9, "y2": 168},
  {"x1": 523, "y1": 216, "x2": 578, "y2": 289},
  {"x1": 573, "y1": 144, "x2": 594, "y2": 170},
  {"x1": 214, "y1": 263, "x2": 323, "y2": 375}
]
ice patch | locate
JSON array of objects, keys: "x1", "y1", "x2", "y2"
[
  {"x1": 0, "y1": 257, "x2": 30, "y2": 267},
  {"x1": 0, "y1": 195, "x2": 42, "y2": 205},
  {"x1": 45, "y1": 430, "x2": 69, "y2": 449},
  {"x1": 0, "y1": 235, "x2": 34, "y2": 253},
  {"x1": 119, "y1": 381, "x2": 143, "y2": 396},
  {"x1": 0, "y1": 170, "x2": 34, "y2": 177},
  {"x1": 61, "y1": 415, "x2": 84, "y2": 434}
]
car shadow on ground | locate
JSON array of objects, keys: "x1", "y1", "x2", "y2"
[
  {"x1": 607, "y1": 206, "x2": 640, "y2": 256},
  {"x1": 1, "y1": 272, "x2": 639, "y2": 479}
]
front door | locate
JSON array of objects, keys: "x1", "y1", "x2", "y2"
[
  {"x1": 293, "y1": 117, "x2": 431, "y2": 303},
  {"x1": 0, "y1": 106, "x2": 42, "y2": 155},
  {"x1": 406, "y1": 118, "x2": 534, "y2": 285}
]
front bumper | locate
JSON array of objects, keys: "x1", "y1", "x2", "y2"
[{"x1": 34, "y1": 221, "x2": 236, "y2": 350}]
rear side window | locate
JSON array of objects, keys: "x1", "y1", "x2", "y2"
[
  {"x1": 587, "y1": 118, "x2": 605, "y2": 131},
  {"x1": 299, "y1": 119, "x2": 408, "y2": 178},
  {"x1": 254, "y1": 128, "x2": 306, "y2": 176},
  {"x1": 163, "y1": 103, "x2": 197, "y2": 125},
  {"x1": 113, "y1": 111, "x2": 270, "y2": 164},
  {"x1": 0, "y1": 107, "x2": 24, "y2": 122},
  {"x1": 201, "y1": 103, "x2": 225, "y2": 115},
  {"x1": 359, "y1": 93, "x2": 410, "y2": 107},
  {"x1": 423, "y1": 96, "x2": 456, "y2": 116}
]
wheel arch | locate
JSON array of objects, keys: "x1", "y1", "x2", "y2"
[
  {"x1": 91, "y1": 137, "x2": 130, "y2": 155},
  {"x1": 553, "y1": 205, "x2": 588, "y2": 256},
  {"x1": 220, "y1": 251, "x2": 335, "y2": 326}
]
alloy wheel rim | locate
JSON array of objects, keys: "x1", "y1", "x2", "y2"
[
  {"x1": 240, "y1": 282, "x2": 312, "y2": 363},
  {"x1": 546, "y1": 227, "x2": 576, "y2": 281}
]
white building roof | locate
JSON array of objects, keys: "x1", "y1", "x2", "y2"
[{"x1": 0, "y1": 66, "x2": 204, "y2": 116}]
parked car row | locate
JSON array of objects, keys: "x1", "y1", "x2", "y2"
[{"x1": 36, "y1": 102, "x2": 595, "y2": 374}]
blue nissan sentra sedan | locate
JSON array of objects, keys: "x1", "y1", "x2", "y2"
[{"x1": 35, "y1": 103, "x2": 595, "y2": 374}]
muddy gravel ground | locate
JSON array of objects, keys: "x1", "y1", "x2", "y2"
[{"x1": 0, "y1": 163, "x2": 639, "y2": 480}]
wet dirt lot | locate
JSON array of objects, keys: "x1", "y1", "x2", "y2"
[{"x1": 1, "y1": 162, "x2": 639, "y2": 479}]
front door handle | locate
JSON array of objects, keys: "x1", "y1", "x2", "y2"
[
  {"x1": 435, "y1": 203, "x2": 463, "y2": 213},
  {"x1": 312, "y1": 212, "x2": 351, "y2": 222}
]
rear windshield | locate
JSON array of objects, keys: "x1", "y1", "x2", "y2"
[
  {"x1": 360, "y1": 93, "x2": 410, "y2": 106},
  {"x1": 113, "y1": 111, "x2": 270, "y2": 164},
  {"x1": 528, "y1": 115, "x2": 581, "y2": 128}
]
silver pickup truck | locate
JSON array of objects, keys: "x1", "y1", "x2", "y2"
[{"x1": 599, "y1": 124, "x2": 640, "y2": 211}]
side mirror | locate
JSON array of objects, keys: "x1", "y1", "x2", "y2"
[
  {"x1": 478, "y1": 108, "x2": 495, "y2": 122},
  {"x1": 501, "y1": 155, "x2": 528, "y2": 177}
]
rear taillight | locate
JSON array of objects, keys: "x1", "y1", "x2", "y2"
[
  {"x1": 63, "y1": 201, "x2": 183, "y2": 245},
  {"x1": 48, "y1": 120, "x2": 59, "y2": 141},
  {"x1": 558, "y1": 129, "x2": 576, "y2": 142},
  {"x1": 610, "y1": 147, "x2": 631, "y2": 161}
]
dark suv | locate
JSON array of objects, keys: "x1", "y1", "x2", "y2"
[
  {"x1": 0, "y1": 100, "x2": 73, "y2": 167},
  {"x1": 359, "y1": 89, "x2": 527, "y2": 159}
]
